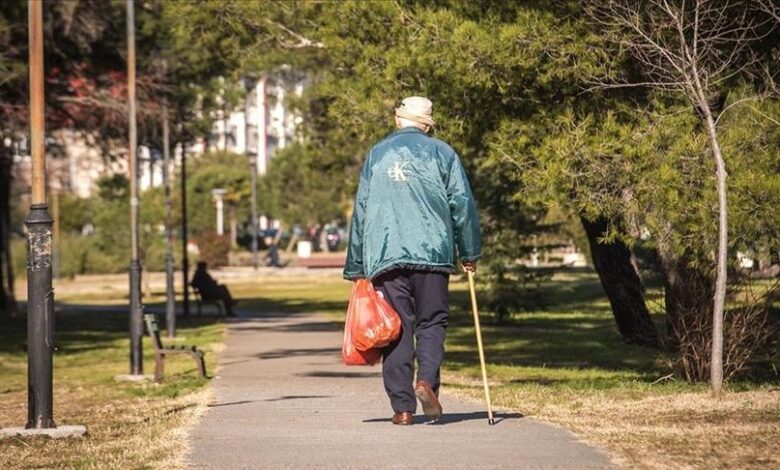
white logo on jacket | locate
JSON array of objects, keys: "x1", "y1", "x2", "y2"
[{"x1": 387, "y1": 161, "x2": 409, "y2": 181}]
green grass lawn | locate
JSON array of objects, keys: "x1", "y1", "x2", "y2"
[
  {"x1": 446, "y1": 274, "x2": 667, "y2": 384},
  {"x1": 231, "y1": 274, "x2": 352, "y2": 317}
]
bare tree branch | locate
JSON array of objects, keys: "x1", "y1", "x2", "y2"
[
  {"x1": 584, "y1": 0, "x2": 778, "y2": 394},
  {"x1": 756, "y1": 0, "x2": 780, "y2": 24},
  {"x1": 746, "y1": 104, "x2": 780, "y2": 127},
  {"x1": 713, "y1": 94, "x2": 766, "y2": 126},
  {"x1": 264, "y1": 19, "x2": 325, "y2": 49}
]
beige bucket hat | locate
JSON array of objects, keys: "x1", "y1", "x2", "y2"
[{"x1": 395, "y1": 96, "x2": 435, "y2": 126}]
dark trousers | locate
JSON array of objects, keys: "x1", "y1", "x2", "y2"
[
  {"x1": 200, "y1": 285, "x2": 235, "y2": 315},
  {"x1": 373, "y1": 270, "x2": 450, "y2": 413}
]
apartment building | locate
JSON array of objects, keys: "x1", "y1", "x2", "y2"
[{"x1": 11, "y1": 72, "x2": 304, "y2": 200}]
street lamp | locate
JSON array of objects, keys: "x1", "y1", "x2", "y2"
[
  {"x1": 161, "y1": 98, "x2": 176, "y2": 337},
  {"x1": 1, "y1": 0, "x2": 85, "y2": 439},
  {"x1": 211, "y1": 188, "x2": 227, "y2": 236},
  {"x1": 180, "y1": 136, "x2": 191, "y2": 317},
  {"x1": 248, "y1": 152, "x2": 259, "y2": 269},
  {"x1": 24, "y1": 0, "x2": 55, "y2": 430},
  {"x1": 244, "y1": 77, "x2": 259, "y2": 269},
  {"x1": 127, "y1": 0, "x2": 143, "y2": 377}
]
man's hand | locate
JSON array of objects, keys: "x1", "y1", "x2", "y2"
[{"x1": 462, "y1": 261, "x2": 478, "y2": 273}]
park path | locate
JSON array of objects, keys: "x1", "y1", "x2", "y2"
[{"x1": 187, "y1": 309, "x2": 616, "y2": 469}]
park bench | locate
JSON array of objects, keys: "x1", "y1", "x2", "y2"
[
  {"x1": 143, "y1": 314, "x2": 207, "y2": 382},
  {"x1": 192, "y1": 287, "x2": 225, "y2": 316},
  {"x1": 296, "y1": 253, "x2": 346, "y2": 269}
]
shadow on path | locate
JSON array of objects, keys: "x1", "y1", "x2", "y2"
[
  {"x1": 232, "y1": 320, "x2": 341, "y2": 333},
  {"x1": 298, "y1": 371, "x2": 381, "y2": 378},
  {"x1": 264, "y1": 395, "x2": 332, "y2": 402},
  {"x1": 189, "y1": 293, "x2": 618, "y2": 468},
  {"x1": 208, "y1": 396, "x2": 332, "y2": 408},
  {"x1": 363, "y1": 412, "x2": 523, "y2": 426},
  {"x1": 256, "y1": 347, "x2": 340, "y2": 360},
  {"x1": 208, "y1": 400, "x2": 257, "y2": 408}
]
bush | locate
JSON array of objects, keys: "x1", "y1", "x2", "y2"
[
  {"x1": 11, "y1": 233, "x2": 128, "y2": 280},
  {"x1": 674, "y1": 279, "x2": 779, "y2": 382},
  {"x1": 139, "y1": 233, "x2": 169, "y2": 272},
  {"x1": 195, "y1": 232, "x2": 231, "y2": 268},
  {"x1": 57, "y1": 234, "x2": 93, "y2": 277},
  {"x1": 481, "y1": 263, "x2": 551, "y2": 322}
]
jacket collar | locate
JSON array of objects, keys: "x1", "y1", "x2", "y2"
[{"x1": 391, "y1": 127, "x2": 426, "y2": 137}]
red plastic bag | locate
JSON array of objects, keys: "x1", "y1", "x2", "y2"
[
  {"x1": 342, "y1": 316, "x2": 382, "y2": 366},
  {"x1": 348, "y1": 279, "x2": 401, "y2": 351},
  {"x1": 341, "y1": 279, "x2": 400, "y2": 365}
]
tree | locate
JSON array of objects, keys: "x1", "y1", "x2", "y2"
[
  {"x1": 168, "y1": 0, "x2": 659, "y2": 344},
  {"x1": 0, "y1": 1, "x2": 26, "y2": 317},
  {"x1": 316, "y1": 1, "x2": 661, "y2": 342},
  {"x1": 586, "y1": 0, "x2": 779, "y2": 392},
  {"x1": 0, "y1": 0, "x2": 239, "y2": 316},
  {"x1": 259, "y1": 142, "x2": 347, "y2": 226},
  {"x1": 186, "y1": 151, "x2": 251, "y2": 238},
  {"x1": 170, "y1": 1, "x2": 779, "y2": 370},
  {"x1": 0, "y1": 1, "x2": 152, "y2": 315},
  {"x1": 0, "y1": 141, "x2": 15, "y2": 317},
  {"x1": 582, "y1": 216, "x2": 658, "y2": 345}
]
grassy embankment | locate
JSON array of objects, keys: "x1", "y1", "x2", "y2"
[
  {"x1": 238, "y1": 271, "x2": 780, "y2": 469},
  {"x1": 0, "y1": 277, "x2": 225, "y2": 469}
]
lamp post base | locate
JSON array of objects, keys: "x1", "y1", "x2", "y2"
[{"x1": 1, "y1": 425, "x2": 87, "y2": 439}]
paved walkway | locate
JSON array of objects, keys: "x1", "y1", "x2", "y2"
[{"x1": 187, "y1": 310, "x2": 616, "y2": 469}]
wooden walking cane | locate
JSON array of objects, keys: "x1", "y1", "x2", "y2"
[{"x1": 467, "y1": 270, "x2": 495, "y2": 425}]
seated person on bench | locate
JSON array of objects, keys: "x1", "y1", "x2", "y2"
[{"x1": 190, "y1": 261, "x2": 236, "y2": 316}]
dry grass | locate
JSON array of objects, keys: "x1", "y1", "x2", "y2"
[
  {"x1": 441, "y1": 272, "x2": 780, "y2": 469},
  {"x1": 1, "y1": 387, "x2": 212, "y2": 469},
  {"x1": 0, "y1": 274, "x2": 226, "y2": 469},
  {"x1": 450, "y1": 380, "x2": 780, "y2": 469}
]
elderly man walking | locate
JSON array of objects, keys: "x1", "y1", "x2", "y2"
[{"x1": 344, "y1": 96, "x2": 481, "y2": 425}]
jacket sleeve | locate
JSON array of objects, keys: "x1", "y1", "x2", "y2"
[
  {"x1": 343, "y1": 154, "x2": 372, "y2": 279},
  {"x1": 446, "y1": 153, "x2": 481, "y2": 262}
]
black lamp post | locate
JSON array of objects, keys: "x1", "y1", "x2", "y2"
[
  {"x1": 244, "y1": 77, "x2": 259, "y2": 269},
  {"x1": 180, "y1": 141, "x2": 190, "y2": 317},
  {"x1": 127, "y1": 0, "x2": 143, "y2": 376},
  {"x1": 25, "y1": 0, "x2": 55, "y2": 429},
  {"x1": 162, "y1": 102, "x2": 176, "y2": 337}
]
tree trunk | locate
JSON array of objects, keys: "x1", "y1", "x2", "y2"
[
  {"x1": 656, "y1": 247, "x2": 714, "y2": 340},
  {"x1": 229, "y1": 205, "x2": 237, "y2": 249},
  {"x1": 704, "y1": 114, "x2": 727, "y2": 393},
  {"x1": 690, "y1": 56, "x2": 727, "y2": 392},
  {"x1": 580, "y1": 216, "x2": 658, "y2": 346},
  {"x1": 0, "y1": 141, "x2": 17, "y2": 318}
]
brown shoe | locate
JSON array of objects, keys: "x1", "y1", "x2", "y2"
[
  {"x1": 415, "y1": 380, "x2": 443, "y2": 420},
  {"x1": 391, "y1": 412, "x2": 414, "y2": 425}
]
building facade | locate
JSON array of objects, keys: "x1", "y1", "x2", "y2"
[
  {"x1": 12, "y1": 72, "x2": 304, "y2": 200},
  {"x1": 178, "y1": 72, "x2": 304, "y2": 184}
]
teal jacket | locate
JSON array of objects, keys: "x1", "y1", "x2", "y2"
[{"x1": 344, "y1": 127, "x2": 481, "y2": 280}]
